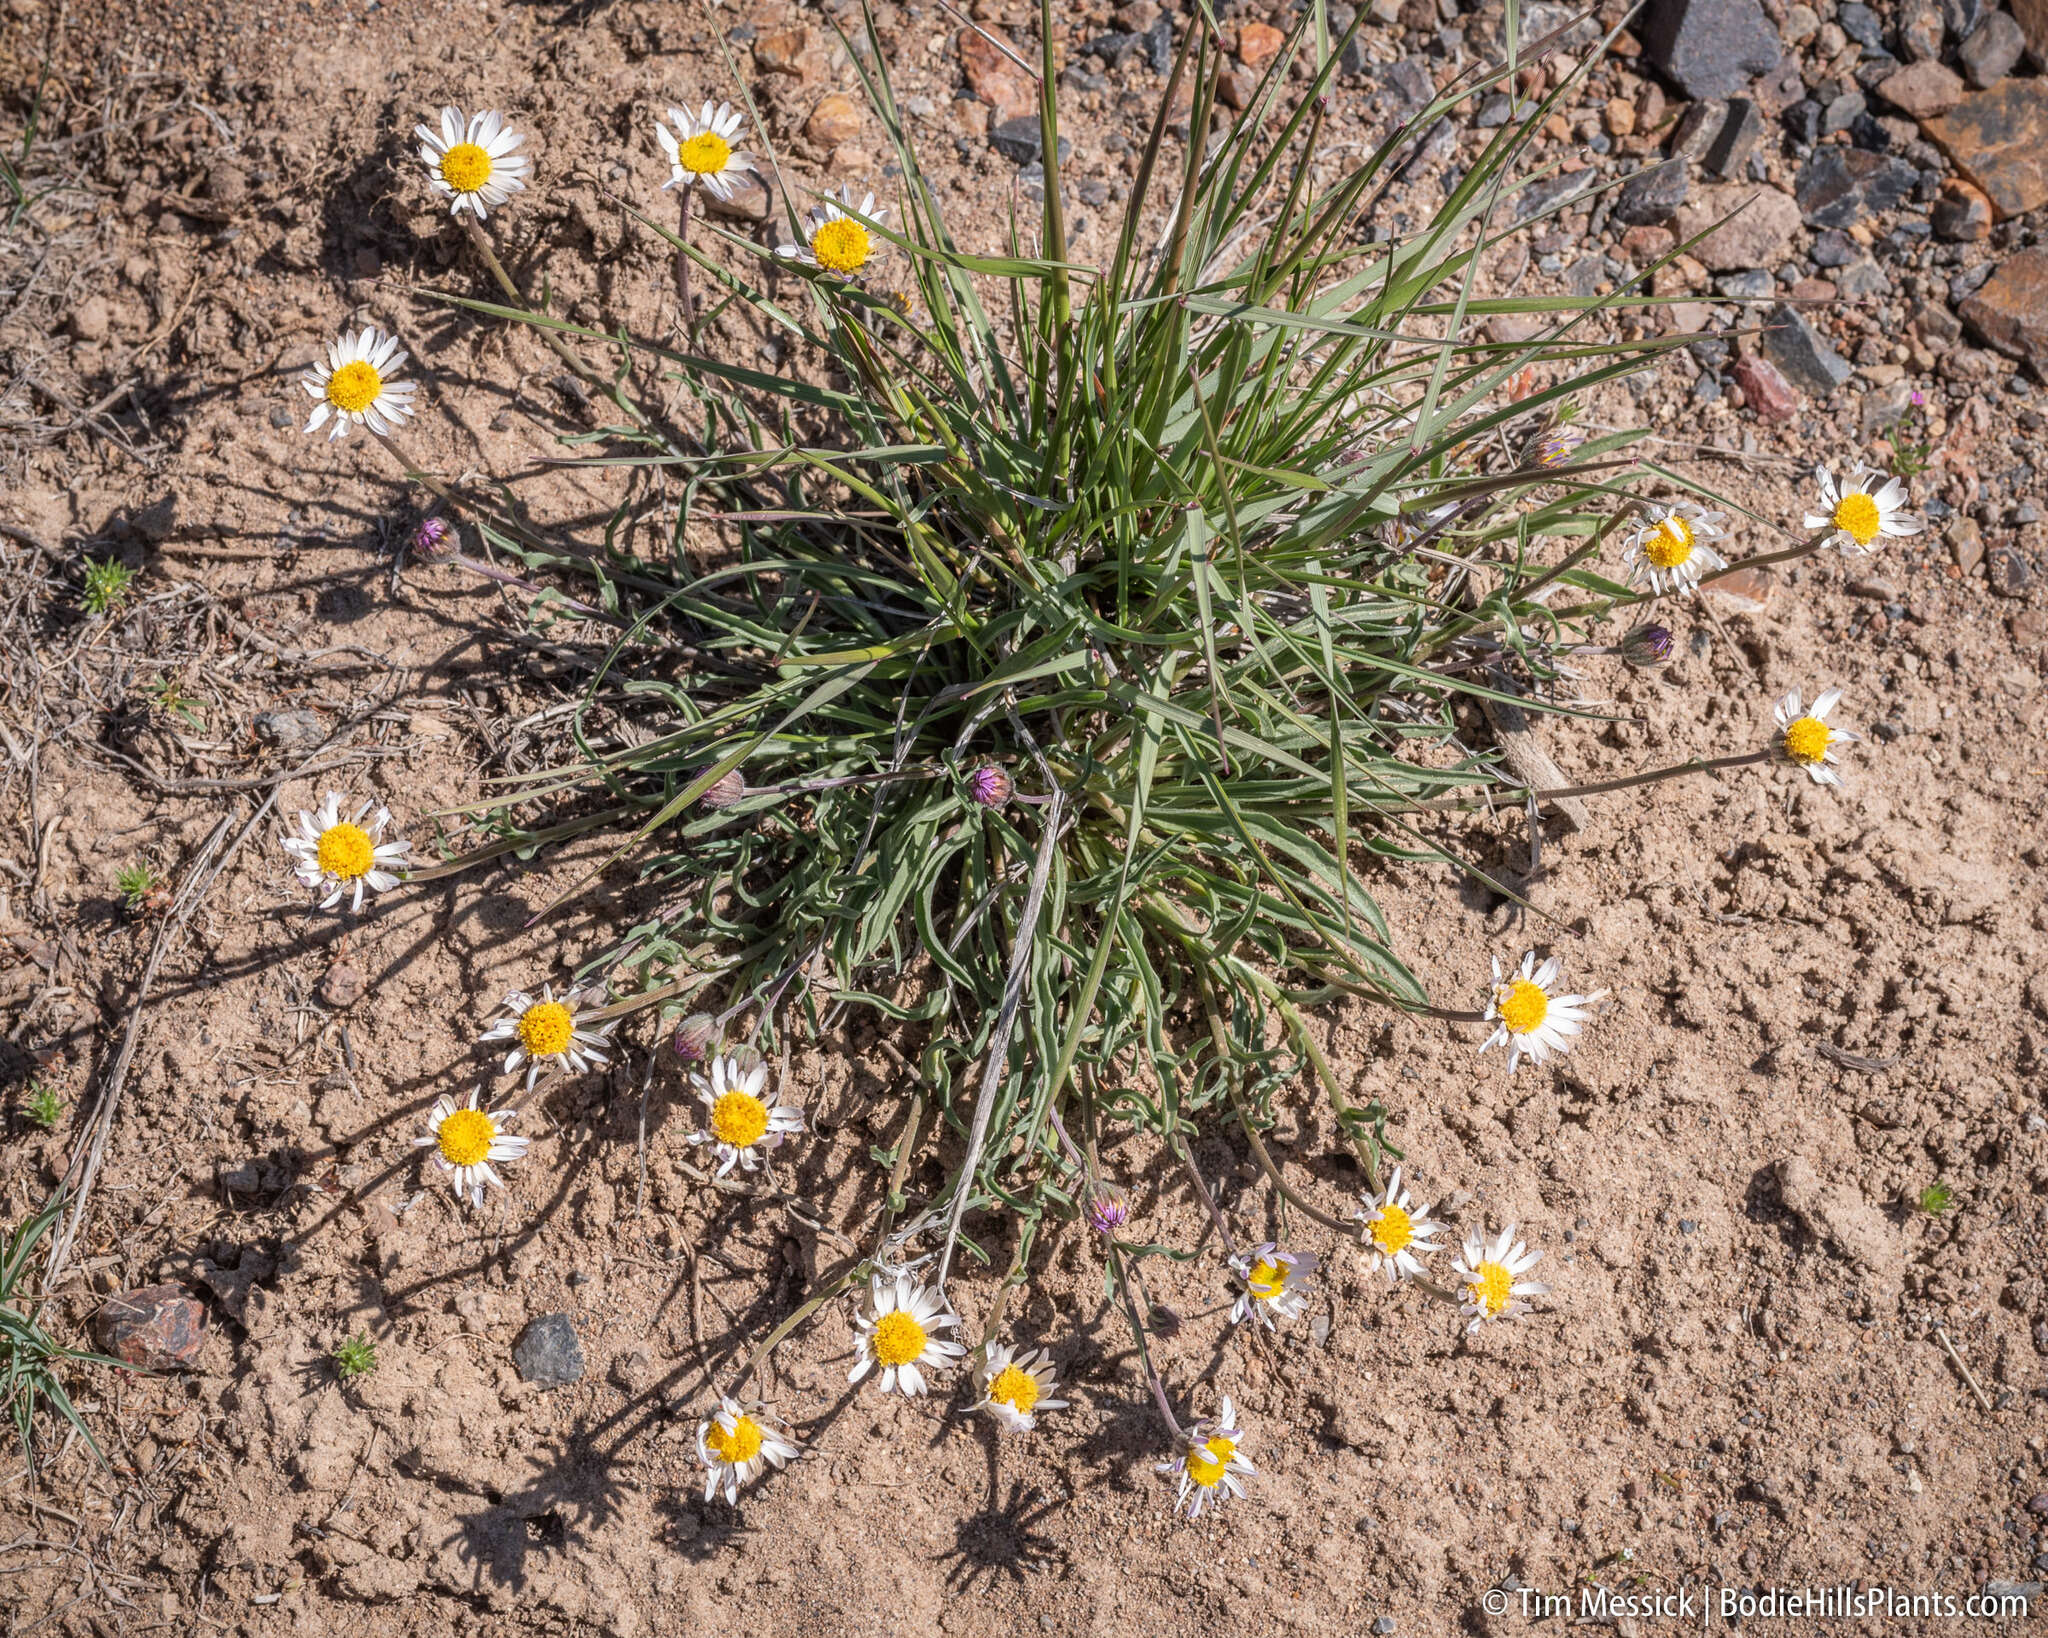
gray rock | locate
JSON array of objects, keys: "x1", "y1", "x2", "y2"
[
  {"x1": 1474, "y1": 92, "x2": 1517, "y2": 128},
  {"x1": 1958, "y1": 11, "x2": 2024, "y2": 89},
  {"x1": 1837, "y1": 259, "x2": 1890, "y2": 298},
  {"x1": 1668, "y1": 98, "x2": 1730, "y2": 164},
  {"x1": 1714, "y1": 269, "x2": 1775, "y2": 298},
  {"x1": 1513, "y1": 171, "x2": 1593, "y2": 225},
  {"x1": 513, "y1": 1313, "x2": 585, "y2": 1386},
  {"x1": 1615, "y1": 159, "x2": 1690, "y2": 225},
  {"x1": 1704, "y1": 98, "x2": 1763, "y2": 178},
  {"x1": 1899, "y1": 4, "x2": 1945, "y2": 60},
  {"x1": 1810, "y1": 228, "x2": 1857, "y2": 267},
  {"x1": 1943, "y1": 0, "x2": 1991, "y2": 39},
  {"x1": 1821, "y1": 91, "x2": 1868, "y2": 137},
  {"x1": 1760, "y1": 303, "x2": 1854, "y2": 395},
  {"x1": 1144, "y1": 13, "x2": 1172, "y2": 75},
  {"x1": 1642, "y1": 0, "x2": 1782, "y2": 100},
  {"x1": 1086, "y1": 30, "x2": 1146, "y2": 68},
  {"x1": 1838, "y1": 3, "x2": 1886, "y2": 47},
  {"x1": 989, "y1": 117, "x2": 1070, "y2": 167},
  {"x1": 254, "y1": 709, "x2": 326, "y2": 750},
  {"x1": 1794, "y1": 146, "x2": 1918, "y2": 226}
]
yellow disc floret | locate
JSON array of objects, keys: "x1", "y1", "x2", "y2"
[
  {"x1": 1644, "y1": 514, "x2": 1694, "y2": 569},
  {"x1": 810, "y1": 217, "x2": 871, "y2": 274},
  {"x1": 315, "y1": 821, "x2": 375, "y2": 881},
  {"x1": 677, "y1": 131, "x2": 732, "y2": 175},
  {"x1": 871, "y1": 1309, "x2": 927, "y2": 1368},
  {"x1": 988, "y1": 1364, "x2": 1040, "y2": 1414},
  {"x1": 710, "y1": 1090, "x2": 770, "y2": 1149},
  {"x1": 517, "y1": 1000, "x2": 575, "y2": 1058},
  {"x1": 324, "y1": 361, "x2": 383, "y2": 416},
  {"x1": 1369, "y1": 1202, "x2": 1414, "y2": 1256},
  {"x1": 1185, "y1": 1435, "x2": 1236, "y2": 1488},
  {"x1": 1832, "y1": 491, "x2": 1881, "y2": 546},
  {"x1": 1469, "y1": 1260, "x2": 1514, "y2": 1317},
  {"x1": 438, "y1": 142, "x2": 494, "y2": 194},
  {"x1": 1497, "y1": 977, "x2": 1549, "y2": 1036},
  {"x1": 1246, "y1": 1257, "x2": 1286, "y2": 1299},
  {"x1": 704, "y1": 1414, "x2": 763, "y2": 1465},
  {"x1": 1781, "y1": 716, "x2": 1832, "y2": 765},
  {"x1": 437, "y1": 1107, "x2": 496, "y2": 1168}
]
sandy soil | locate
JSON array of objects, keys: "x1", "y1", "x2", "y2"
[{"x1": 3, "y1": 0, "x2": 2047, "y2": 1633}]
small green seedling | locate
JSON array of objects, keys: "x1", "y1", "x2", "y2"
[
  {"x1": 115, "y1": 864, "x2": 162, "y2": 912},
  {"x1": 333, "y1": 1333, "x2": 378, "y2": 1381},
  {"x1": 1917, "y1": 1181, "x2": 1954, "y2": 1215},
  {"x1": 80, "y1": 559, "x2": 135, "y2": 615},
  {"x1": 2, "y1": 1191, "x2": 128, "y2": 1480},
  {"x1": 148, "y1": 676, "x2": 205, "y2": 731},
  {"x1": 23, "y1": 1083, "x2": 61, "y2": 1131}
]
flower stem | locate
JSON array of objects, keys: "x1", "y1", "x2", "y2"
[
  {"x1": 1412, "y1": 748, "x2": 1769, "y2": 812},
  {"x1": 677, "y1": 184, "x2": 694, "y2": 334},
  {"x1": 1105, "y1": 1237, "x2": 1183, "y2": 1441},
  {"x1": 1172, "y1": 1136, "x2": 1238, "y2": 1260}
]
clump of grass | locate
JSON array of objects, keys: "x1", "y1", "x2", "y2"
[
  {"x1": 1916, "y1": 1181, "x2": 1953, "y2": 1215},
  {"x1": 79, "y1": 558, "x2": 135, "y2": 615},
  {"x1": 21, "y1": 1082, "x2": 61, "y2": 1131},
  {"x1": 332, "y1": 1332, "x2": 379, "y2": 1381},
  {"x1": 2, "y1": 1193, "x2": 123, "y2": 1481},
  {"x1": 115, "y1": 863, "x2": 162, "y2": 913}
]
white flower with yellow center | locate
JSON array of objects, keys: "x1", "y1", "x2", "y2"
[
  {"x1": 1452, "y1": 1222, "x2": 1549, "y2": 1332},
  {"x1": 414, "y1": 106, "x2": 531, "y2": 219},
  {"x1": 1157, "y1": 1395, "x2": 1256, "y2": 1519},
  {"x1": 1353, "y1": 1167, "x2": 1444, "y2": 1282},
  {"x1": 1803, "y1": 464, "x2": 1923, "y2": 555},
  {"x1": 1622, "y1": 500, "x2": 1729, "y2": 596},
  {"x1": 1481, "y1": 950, "x2": 1604, "y2": 1073},
  {"x1": 686, "y1": 1052, "x2": 805, "y2": 1177},
  {"x1": 281, "y1": 791, "x2": 410, "y2": 912},
  {"x1": 974, "y1": 1342, "x2": 1068, "y2": 1434},
  {"x1": 655, "y1": 101, "x2": 757, "y2": 201},
  {"x1": 776, "y1": 187, "x2": 888, "y2": 279},
  {"x1": 696, "y1": 1394, "x2": 800, "y2": 1504},
  {"x1": 1771, "y1": 686, "x2": 1856, "y2": 786},
  {"x1": 848, "y1": 1271, "x2": 965, "y2": 1397},
  {"x1": 1228, "y1": 1242, "x2": 1317, "y2": 1330},
  {"x1": 416, "y1": 1088, "x2": 529, "y2": 1208},
  {"x1": 300, "y1": 326, "x2": 417, "y2": 441},
  {"x1": 478, "y1": 984, "x2": 614, "y2": 1092}
]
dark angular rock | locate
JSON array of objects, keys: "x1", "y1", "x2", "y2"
[
  {"x1": 1704, "y1": 99, "x2": 1763, "y2": 178},
  {"x1": 1475, "y1": 92, "x2": 1516, "y2": 128},
  {"x1": 1087, "y1": 30, "x2": 1145, "y2": 68},
  {"x1": 1932, "y1": 177, "x2": 1994, "y2": 241},
  {"x1": 1988, "y1": 545, "x2": 2037, "y2": 597},
  {"x1": 1837, "y1": 260, "x2": 1890, "y2": 299},
  {"x1": 253, "y1": 709, "x2": 325, "y2": 750},
  {"x1": 513, "y1": 1313, "x2": 585, "y2": 1386},
  {"x1": 1838, "y1": 3, "x2": 1886, "y2": 48},
  {"x1": 1924, "y1": 80, "x2": 2048, "y2": 219},
  {"x1": 1959, "y1": 248, "x2": 2048, "y2": 372},
  {"x1": 1714, "y1": 269, "x2": 1775, "y2": 299},
  {"x1": 1512, "y1": 171, "x2": 1593, "y2": 225},
  {"x1": 1782, "y1": 99, "x2": 1823, "y2": 146},
  {"x1": 1615, "y1": 159, "x2": 1690, "y2": 225},
  {"x1": 1849, "y1": 113, "x2": 1894, "y2": 152},
  {"x1": 1668, "y1": 98, "x2": 1730, "y2": 163},
  {"x1": 1794, "y1": 146, "x2": 1918, "y2": 227},
  {"x1": 1732, "y1": 352, "x2": 1799, "y2": 420},
  {"x1": 989, "y1": 116, "x2": 1071, "y2": 166},
  {"x1": 1760, "y1": 303, "x2": 1854, "y2": 395},
  {"x1": 95, "y1": 1285, "x2": 206, "y2": 1369},
  {"x1": 1810, "y1": 228, "x2": 1857, "y2": 267},
  {"x1": 1958, "y1": 11, "x2": 2024, "y2": 90},
  {"x1": 1144, "y1": 13, "x2": 1173, "y2": 75},
  {"x1": 1642, "y1": 0, "x2": 1782, "y2": 101},
  {"x1": 1822, "y1": 91, "x2": 1867, "y2": 137},
  {"x1": 1380, "y1": 57, "x2": 1433, "y2": 114},
  {"x1": 1944, "y1": 0, "x2": 1991, "y2": 39}
]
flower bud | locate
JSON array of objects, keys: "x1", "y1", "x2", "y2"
[
  {"x1": 1619, "y1": 622, "x2": 1675, "y2": 668},
  {"x1": 1523, "y1": 431, "x2": 1577, "y2": 471},
  {"x1": 409, "y1": 515, "x2": 457, "y2": 562},
  {"x1": 1085, "y1": 1182, "x2": 1130, "y2": 1237},
  {"x1": 698, "y1": 767, "x2": 747, "y2": 809},
  {"x1": 969, "y1": 764, "x2": 1013, "y2": 807},
  {"x1": 671, "y1": 1012, "x2": 717, "y2": 1062}
]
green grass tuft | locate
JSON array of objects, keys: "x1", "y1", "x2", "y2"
[
  {"x1": 22, "y1": 1082, "x2": 61, "y2": 1131},
  {"x1": 1917, "y1": 1181, "x2": 1953, "y2": 1215},
  {"x1": 2, "y1": 1193, "x2": 126, "y2": 1481},
  {"x1": 333, "y1": 1332, "x2": 379, "y2": 1381}
]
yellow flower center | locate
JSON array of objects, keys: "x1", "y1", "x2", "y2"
[
  {"x1": 704, "y1": 1414, "x2": 763, "y2": 1465},
  {"x1": 988, "y1": 1363, "x2": 1040, "y2": 1414},
  {"x1": 315, "y1": 821, "x2": 375, "y2": 880},
  {"x1": 1369, "y1": 1202, "x2": 1414, "y2": 1256},
  {"x1": 1246, "y1": 1257, "x2": 1287, "y2": 1300},
  {"x1": 1185, "y1": 1436, "x2": 1236, "y2": 1488},
  {"x1": 1644, "y1": 514, "x2": 1694, "y2": 570},
  {"x1": 325, "y1": 361, "x2": 384, "y2": 416},
  {"x1": 810, "y1": 216, "x2": 871, "y2": 274},
  {"x1": 1832, "y1": 491, "x2": 1881, "y2": 546},
  {"x1": 1497, "y1": 977, "x2": 1549, "y2": 1036},
  {"x1": 438, "y1": 142, "x2": 493, "y2": 194},
  {"x1": 676, "y1": 130, "x2": 732, "y2": 175},
  {"x1": 1782, "y1": 716, "x2": 1832, "y2": 765},
  {"x1": 517, "y1": 1001, "x2": 575, "y2": 1057},
  {"x1": 437, "y1": 1107, "x2": 496, "y2": 1168},
  {"x1": 710, "y1": 1090, "x2": 770, "y2": 1148},
  {"x1": 1469, "y1": 1260, "x2": 1514, "y2": 1317},
  {"x1": 871, "y1": 1309, "x2": 927, "y2": 1368}
]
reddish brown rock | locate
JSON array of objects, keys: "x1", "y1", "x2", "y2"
[
  {"x1": 1959, "y1": 248, "x2": 2048, "y2": 373},
  {"x1": 1931, "y1": 177, "x2": 1994, "y2": 242},
  {"x1": 804, "y1": 93, "x2": 863, "y2": 148},
  {"x1": 752, "y1": 26, "x2": 810, "y2": 76},
  {"x1": 1236, "y1": 21, "x2": 1284, "y2": 68},
  {"x1": 1620, "y1": 223, "x2": 1676, "y2": 262},
  {"x1": 958, "y1": 26, "x2": 1036, "y2": 126},
  {"x1": 1217, "y1": 64, "x2": 1253, "y2": 111},
  {"x1": 1674, "y1": 183, "x2": 1801, "y2": 271},
  {"x1": 95, "y1": 1284, "x2": 205, "y2": 1369},
  {"x1": 1732, "y1": 352, "x2": 1798, "y2": 421},
  {"x1": 1877, "y1": 59, "x2": 1964, "y2": 120},
  {"x1": 1924, "y1": 79, "x2": 2048, "y2": 219}
]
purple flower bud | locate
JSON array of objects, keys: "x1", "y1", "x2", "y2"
[
  {"x1": 1524, "y1": 431, "x2": 1577, "y2": 471},
  {"x1": 698, "y1": 767, "x2": 747, "y2": 809},
  {"x1": 1620, "y1": 622, "x2": 1675, "y2": 668},
  {"x1": 969, "y1": 764, "x2": 1013, "y2": 807},
  {"x1": 671, "y1": 1013, "x2": 716, "y2": 1062},
  {"x1": 1085, "y1": 1182, "x2": 1130, "y2": 1237},
  {"x1": 409, "y1": 515, "x2": 457, "y2": 562}
]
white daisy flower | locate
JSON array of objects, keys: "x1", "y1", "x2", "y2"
[
  {"x1": 281, "y1": 791, "x2": 410, "y2": 912},
  {"x1": 478, "y1": 984, "x2": 614, "y2": 1092},
  {"x1": 973, "y1": 1341, "x2": 1068, "y2": 1434},
  {"x1": 1803, "y1": 464, "x2": 1924, "y2": 555},
  {"x1": 1452, "y1": 1222, "x2": 1549, "y2": 1331},
  {"x1": 1228, "y1": 1243, "x2": 1317, "y2": 1330},
  {"x1": 776, "y1": 186, "x2": 888, "y2": 278},
  {"x1": 1353, "y1": 1167, "x2": 1444, "y2": 1282},
  {"x1": 300, "y1": 326, "x2": 417, "y2": 441},
  {"x1": 655, "y1": 101, "x2": 757, "y2": 201},
  {"x1": 1622, "y1": 499, "x2": 1729, "y2": 596},
  {"x1": 1480, "y1": 950, "x2": 1605, "y2": 1073},
  {"x1": 416, "y1": 1088, "x2": 529, "y2": 1209},
  {"x1": 847, "y1": 1271, "x2": 965, "y2": 1397},
  {"x1": 696, "y1": 1395, "x2": 800, "y2": 1504},
  {"x1": 686, "y1": 1052, "x2": 805, "y2": 1177},
  {"x1": 1156, "y1": 1395, "x2": 1256, "y2": 1519},
  {"x1": 414, "y1": 106, "x2": 531, "y2": 219},
  {"x1": 1772, "y1": 685, "x2": 1857, "y2": 786}
]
